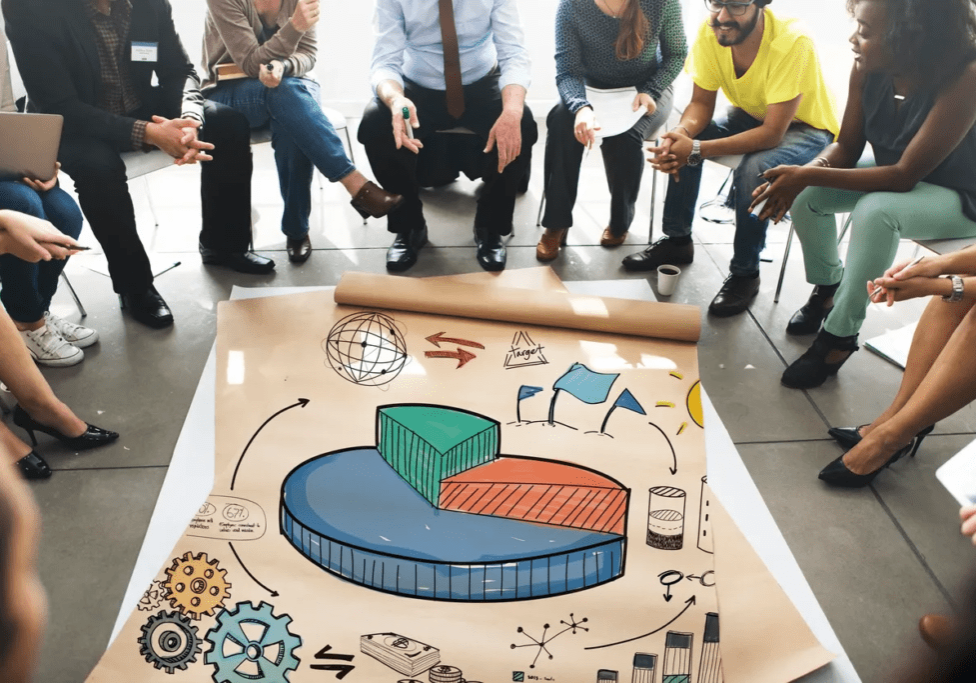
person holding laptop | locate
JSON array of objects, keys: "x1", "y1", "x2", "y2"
[{"x1": 0, "y1": 161, "x2": 93, "y2": 367}]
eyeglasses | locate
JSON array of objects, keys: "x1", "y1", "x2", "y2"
[{"x1": 704, "y1": 0, "x2": 756, "y2": 17}]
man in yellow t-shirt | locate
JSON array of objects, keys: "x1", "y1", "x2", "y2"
[{"x1": 621, "y1": 0, "x2": 839, "y2": 317}]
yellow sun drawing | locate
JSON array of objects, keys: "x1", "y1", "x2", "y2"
[{"x1": 686, "y1": 380, "x2": 704, "y2": 428}]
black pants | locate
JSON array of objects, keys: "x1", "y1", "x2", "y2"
[
  {"x1": 541, "y1": 86, "x2": 672, "y2": 236},
  {"x1": 58, "y1": 100, "x2": 252, "y2": 294},
  {"x1": 358, "y1": 70, "x2": 538, "y2": 235}
]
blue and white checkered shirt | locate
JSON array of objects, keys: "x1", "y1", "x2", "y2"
[{"x1": 370, "y1": 0, "x2": 532, "y2": 94}]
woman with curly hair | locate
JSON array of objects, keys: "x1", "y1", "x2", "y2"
[
  {"x1": 751, "y1": 0, "x2": 976, "y2": 390},
  {"x1": 536, "y1": 0, "x2": 686, "y2": 260}
]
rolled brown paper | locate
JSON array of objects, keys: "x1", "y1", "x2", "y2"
[{"x1": 334, "y1": 271, "x2": 701, "y2": 343}]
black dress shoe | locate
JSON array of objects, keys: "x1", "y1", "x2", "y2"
[
  {"x1": 708, "y1": 274, "x2": 760, "y2": 317},
  {"x1": 474, "y1": 229, "x2": 507, "y2": 272},
  {"x1": 13, "y1": 404, "x2": 119, "y2": 450},
  {"x1": 286, "y1": 235, "x2": 312, "y2": 264},
  {"x1": 16, "y1": 451, "x2": 52, "y2": 480},
  {"x1": 200, "y1": 246, "x2": 275, "y2": 274},
  {"x1": 119, "y1": 285, "x2": 173, "y2": 329},
  {"x1": 787, "y1": 283, "x2": 839, "y2": 335},
  {"x1": 782, "y1": 329, "x2": 858, "y2": 389},
  {"x1": 818, "y1": 439, "x2": 916, "y2": 488},
  {"x1": 621, "y1": 236, "x2": 694, "y2": 272},
  {"x1": 386, "y1": 225, "x2": 428, "y2": 272}
]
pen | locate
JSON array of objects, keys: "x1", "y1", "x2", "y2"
[
  {"x1": 402, "y1": 106, "x2": 413, "y2": 139},
  {"x1": 42, "y1": 241, "x2": 90, "y2": 251},
  {"x1": 871, "y1": 254, "x2": 925, "y2": 297},
  {"x1": 750, "y1": 172, "x2": 772, "y2": 217}
]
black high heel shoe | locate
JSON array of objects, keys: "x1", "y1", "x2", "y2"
[
  {"x1": 16, "y1": 451, "x2": 52, "y2": 480},
  {"x1": 818, "y1": 439, "x2": 917, "y2": 488},
  {"x1": 828, "y1": 423, "x2": 934, "y2": 450},
  {"x1": 13, "y1": 404, "x2": 119, "y2": 450}
]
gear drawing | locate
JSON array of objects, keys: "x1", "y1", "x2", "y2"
[
  {"x1": 138, "y1": 610, "x2": 202, "y2": 674},
  {"x1": 138, "y1": 579, "x2": 165, "y2": 612},
  {"x1": 163, "y1": 551, "x2": 231, "y2": 620},
  {"x1": 204, "y1": 601, "x2": 302, "y2": 683}
]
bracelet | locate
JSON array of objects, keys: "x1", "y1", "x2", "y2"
[{"x1": 813, "y1": 156, "x2": 831, "y2": 168}]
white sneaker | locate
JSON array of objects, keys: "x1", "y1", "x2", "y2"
[
  {"x1": 44, "y1": 312, "x2": 99, "y2": 348},
  {"x1": 19, "y1": 325, "x2": 84, "y2": 367}
]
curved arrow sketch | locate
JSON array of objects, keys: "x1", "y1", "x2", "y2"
[
  {"x1": 230, "y1": 398, "x2": 310, "y2": 490},
  {"x1": 648, "y1": 421, "x2": 678, "y2": 475},
  {"x1": 425, "y1": 348, "x2": 477, "y2": 368},
  {"x1": 425, "y1": 332, "x2": 485, "y2": 349},
  {"x1": 229, "y1": 542, "x2": 279, "y2": 597},
  {"x1": 584, "y1": 596, "x2": 696, "y2": 650}
]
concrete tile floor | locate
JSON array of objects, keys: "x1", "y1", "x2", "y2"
[{"x1": 12, "y1": 120, "x2": 973, "y2": 683}]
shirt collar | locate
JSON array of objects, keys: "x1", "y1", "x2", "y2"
[{"x1": 85, "y1": 0, "x2": 132, "y2": 20}]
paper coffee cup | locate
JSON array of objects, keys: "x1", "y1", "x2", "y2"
[{"x1": 657, "y1": 264, "x2": 681, "y2": 296}]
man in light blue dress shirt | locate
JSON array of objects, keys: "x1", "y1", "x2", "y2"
[{"x1": 358, "y1": 0, "x2": 538, "y2": 272}]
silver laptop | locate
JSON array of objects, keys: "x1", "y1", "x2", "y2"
[{"x1": 0, "y1": 111, "x2": 63, "y2": 182}]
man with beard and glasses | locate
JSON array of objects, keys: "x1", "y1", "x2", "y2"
[{"x1": 621, "y1": 0, "x2": 839, "y2": 317}]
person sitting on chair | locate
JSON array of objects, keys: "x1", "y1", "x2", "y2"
[
  {"x1": 537, "y1": 0, "x2": 686, "y2": 262},
  {"x1": 358, "y1": 0, "x2": 539, "y2": 273},
  {"x1": 0, "y1": 160, "x2": 94, "y2": 367},
  {"x1": 202, "y1": 0, "x2": 404, "y2": 265},
  {"x1": 2, "y1": 0, "x2": 273, "y2": 330},
  {"x1": 750, "y1": 0, "x2": 976, "y2": 389},
  {"x1": 623, "y1": 0, "x2": 838, "y2": 317}
]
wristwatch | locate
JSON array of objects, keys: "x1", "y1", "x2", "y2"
[
  {"x1": 942, "y1": 275, "x2": 965, "y2": 302},
  {"x1": 686, "y1": 139, "x2": 703, "y2": 167}
]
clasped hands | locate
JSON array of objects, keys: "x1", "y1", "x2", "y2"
[
  {"x1": 866, "y1": 255, "x2": 952, "y2": 306},
  {"x1": 389, "y1": 97, "x2": 523, "y2": 174},
  {"x1": 146, "y1": 116, "x2": 214, "y2": 165}
]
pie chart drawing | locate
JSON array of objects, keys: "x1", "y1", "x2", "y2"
[{"x1": 280, "y1": 404, "x2": 630, "y2": 602}]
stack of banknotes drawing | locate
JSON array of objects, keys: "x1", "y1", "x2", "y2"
[{"x1": 361, "y1": 632, "x2": 442, "y2": 676}]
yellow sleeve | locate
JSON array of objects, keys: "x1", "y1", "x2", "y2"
[
  {"x1": 766, "y1": 35, "x2": 816, "y2": 105},
  {"x1": 684, "y1": 21, "x2": 721, "y2": 92}
]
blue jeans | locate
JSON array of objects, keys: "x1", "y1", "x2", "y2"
[
  {"x1": 207, "y1": 77, "x2": 356, "y2": 239},
  {"x1": 0, "y1": 181, "x2": 83, "y2": 323},
  {"x1": 662, "y1": 108, "x2": 834, "y2": 276}
]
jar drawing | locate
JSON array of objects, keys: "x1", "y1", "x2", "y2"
[{"x1": 647, "y1": 486, "x2": 687, "y2": 550}]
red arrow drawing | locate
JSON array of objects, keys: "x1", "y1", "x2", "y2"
[
  {"x1": 425, "y1": 332, "x2": 485, "y2": 349},
  {"x1": 425, "y1": 348, "x2": 477, "y2": 368}
]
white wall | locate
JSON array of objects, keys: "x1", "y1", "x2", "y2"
[{"x1": 170, "y1": 0, "x2": 853, "y2": 117}]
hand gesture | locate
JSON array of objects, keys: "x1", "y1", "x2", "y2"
[
  {"x1": 147, "y1": 116, "x2": 215, "y2": 162},
  {"x1": 748, "y1": 165, "x2": 807, "y2": 224},
  {"x1": 632, "y1": 92, "x2": 657, "y2": 116},
  {"x1": 21, "y1": 162, "x2": 61, "y2": 193},
  {"x1": 485, "y1": 110, "x2": 522, "y2": 173},
  {"x1": 292, "y1": 0, "x2": 320, "y2": 32},
  {"x1": 866, "y1": 273, "x2": 940, "y2": 306},
  {"x1": 573, "y1": 106, "x2": 599, "y2": 149},
  {"x1": 176, "y1": 126, "x2": 214, "y2": 165},
  {"x1": 0, "y1": 209, "x2": 83, "y2": 262},
  {"x1": 259, "y1": 60, "x2": 285, "y2": 89},
  {"x1": 390, "y1": 96, "x2": 423, "y2": 154},
  {"x1": 648, "y1": 131, "x2": 692, "y2": 180}
]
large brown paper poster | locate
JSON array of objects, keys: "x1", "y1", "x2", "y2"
[{"x1": 87, "y1": 273, "x2": 827, "y2": 683}]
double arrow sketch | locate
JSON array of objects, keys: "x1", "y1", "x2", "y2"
[
  {"x1": 424, "y1": 332, "x2": 484, "y2": 368},
  {"x1": 310, "y1": 645, "x2": 355, "y2": 679}
]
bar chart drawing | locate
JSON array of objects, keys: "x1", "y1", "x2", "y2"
[
  {"x1": 597, "y1": 669, "x2": 619, "y2": 682},
  {"x1": 698, "y1": 612, "x2": 723, "y2": 683},
  {"x1": 662, "y1": 631, "x2": 693, "y2": 683},
  {"x1": 632, "y1": 652, "x2": 658, "y2": 683}
]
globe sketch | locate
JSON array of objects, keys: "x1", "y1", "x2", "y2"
[{"x1": 323, "y1": 311, "x2": 409, "y2": 387}]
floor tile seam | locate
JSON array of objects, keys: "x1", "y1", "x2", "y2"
[
  {"x1": 869, "y1": 484, "x2": 958, "y2": 609},
  {"x1": 733, "y1": 438, "x2": 836, "y2": 446},
  {"x1": 48, "y1": 464, "x2": 170, "y2": 473}
]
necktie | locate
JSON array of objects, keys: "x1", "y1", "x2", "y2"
[{"x1": 438, "y1": 0, "x2": 465, "y2": 119}]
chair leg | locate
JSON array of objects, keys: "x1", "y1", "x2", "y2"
[
  {"x1": 60, "y1": 271, "x2": 87, "y2": 318},
  {"x1": 536, "y1": 190, "x2": 546, "y2": 227},
  {"x1": 648, "y1": 161, "x2": 658, "y2": 244},
  {"x1": 773, "y1": 222, "x2": 795, "y2": 304},
  {"x1": 143, "y1": 175, "x2": 160, "y2": 228}
]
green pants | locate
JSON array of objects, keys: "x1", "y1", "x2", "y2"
[{"x1": 791, "y1": 181, "x2": 976, "y2": 337}]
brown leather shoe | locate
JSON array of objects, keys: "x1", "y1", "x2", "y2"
[
  {"x1": 536, "y1": 228, "x2": 568, "y2": 262},
  {"x1": 919, "y1": 614, "x2": 954, "y2": 651},
  {"x1": 286, "y1": 234, "x2": 312, "y2": 264},
  {"x1": 600, "y1": 227, "x2": 628, "y2": 247},
  {"x1": 350, "y1": 181, "x2": 404, "y2": 219}
]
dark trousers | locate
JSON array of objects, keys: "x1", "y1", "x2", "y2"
[
  {"x1": 542, "y1": 86, "x2": 672, "y2": 236},
  {"x1": 58, "y1": 100, "x2": 253, "y2": 294},
  {"x1": 358, "y1": 70, "x2": 538, "y2": 235}
]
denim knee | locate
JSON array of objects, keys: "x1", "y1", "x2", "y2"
[{"x1": 0, "y1": 181, "x2": 45, "y2": 217}]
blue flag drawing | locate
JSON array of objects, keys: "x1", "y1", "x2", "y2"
[
  {"x1": 518, "y1": 385, "x2": 545, "y2": 401},
  {"x1": 553, "y1": 363, "x2": 619, "y2": 404},
  {"x1": 613, "y1": 389, "x2": 646, "y2": 415}
]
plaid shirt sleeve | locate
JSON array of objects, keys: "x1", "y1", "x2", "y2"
[{"x1": 131, "y1": 119, "x2": 148, "y2": 151}]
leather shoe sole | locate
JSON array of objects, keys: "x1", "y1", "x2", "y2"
[
  {"x1": 201, "y1": 249, "x2": 275, "y2": 275},
  {"x1": 287, "y1": 235, "x2": 312, "y2": 264}
]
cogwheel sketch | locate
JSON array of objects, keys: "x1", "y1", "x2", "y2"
[
  {"x1": 137, "y1": 610, "x2": 202, "y2": 674},
  {"x1": 163, "y1": 551, "x2": 232, "y2": 620},
  {"x1": 323, "y1": 311, "x2": 409, "y2": 387},
  {"x1": 137, "y1": 579, "x2": 165, "y2": 612},
  {"x1": 204, "y1": 601, "x2": 302, "y2": 683},
  {"x1": 511, "y1": 614, "x2": 589, "y2": 668}
]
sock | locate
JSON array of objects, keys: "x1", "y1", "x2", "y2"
[{"x1": 666, "y1": 235, "x2": 692, "y2": 246}]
